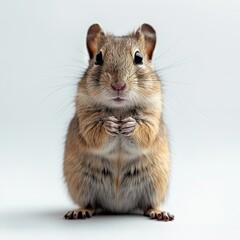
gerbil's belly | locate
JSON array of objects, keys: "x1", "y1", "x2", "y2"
[
  {"x1": 89, "y1": 137, "x2": 152, "y2": 212},
  {"x1": 93, "y1": 167, "x2": 153, "y2": 213},
  {"x1": 94, "y1": 135, "x2": 143, "y2": 160}
]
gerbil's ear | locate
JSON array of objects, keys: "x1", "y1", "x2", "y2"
[
  {"x1": 136, "y1": 23, "x2": 156, "y2": 60},
  {"x1": 86, "y1": 24, "x2": 105, "y2": 59}
]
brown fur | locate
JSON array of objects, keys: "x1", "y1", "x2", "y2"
[{"x1": 63, "y1": 23, "x2": 174, "y2": 221}]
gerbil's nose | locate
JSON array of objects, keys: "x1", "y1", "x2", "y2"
[{"x1": 111, "y1": 82, "x2": 126, "y2": 91}]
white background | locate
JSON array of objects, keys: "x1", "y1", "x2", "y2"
[{"x1": 0, "y1": 0, "x2": 240, "y2": 239}]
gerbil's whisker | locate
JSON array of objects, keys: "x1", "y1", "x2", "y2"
[
  {"x1": 43, "y1": 83, "x2": 77, "y2": 100},
  {"x1": 46, "y1": 82, "x2": 78, "y2": 89},
  {"x1": 53, "y1": 100, "x2": 75, "y2": 119},
  {"x1": 152, "y1": 39, "x2": 181, "y2": 62},
  {"x1": 162, "y1": 80, "x2": 195, "y2": 86},
  {"x1": 167, "y1": 91, "x2": 208, "y2": 120},
  {"x1": 163, "y1": 103, "x2": 184, "y2": 124}
]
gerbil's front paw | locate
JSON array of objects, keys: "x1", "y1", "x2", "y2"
[
  {"x1": 104, "y1": 116, "x2": 120, "y2": 136},
  {"x1": 144, "y1": 209, "x2": 174, "y2": 222},
  {"x1": 64, "y1": 208, "x2": 95, "y2": 220},
  {"x1": 120, "y1": 117, "x2": 136, "y2": 136}
]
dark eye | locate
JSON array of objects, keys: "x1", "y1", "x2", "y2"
[
  {"x1": 95, "y1": 51, "x2": 103, "y2": 65},
  {"x1": 134, "y1": 51, "x2": 143, "y2": 65}
]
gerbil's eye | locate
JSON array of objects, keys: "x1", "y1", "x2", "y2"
[
  {"x1": 134, "y1": 51, "x2": 143, "y2": 65},
  {"x1": 95, "y1": 51, "x2": 103, "y2": 65}
]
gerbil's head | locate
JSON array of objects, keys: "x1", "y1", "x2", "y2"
[{"x1": 83, "y1": 23, "x2": 161, "y2": 109}]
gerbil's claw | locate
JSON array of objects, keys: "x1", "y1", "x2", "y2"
[
  {"x1": 64, "y1": 211, "x2": 73, "y2": 219},
  {"x1": 104, "y1": 116, "x2": 120, "y2": 136},
  {"x1": 103, "y1": 116, "x2": 137, "y2": 136},
  {"x1": 144, "y1": 209, "x2": 174, "y2": 222},
  {"x1": 64, "y1": 209, "x2": 95, "y2": 220},
  {"x1": 120, "y1": 117, "x2": 136, "y2": 136}
]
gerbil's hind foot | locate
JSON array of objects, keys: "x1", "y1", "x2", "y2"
[
  {"x1": 64, "y1": 208, "x2": 95, "y2": 220},
  {"x1": 144, "y1": 208, "x2": 174, "y2": 222}
]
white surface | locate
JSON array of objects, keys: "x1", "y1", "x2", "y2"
[{"x1": 0, "y1": 0, "x2": 240, "y2": 239}]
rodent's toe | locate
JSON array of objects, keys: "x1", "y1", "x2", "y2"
[
  {"x1": 120, "y1": 117, "x2": 136, "y2": 136},
  {"x1": 121, "y1": 117, "x2": 136, "y2": 123},
  {"x1": 156, "y1": 212, "x2": 163, "y2": 220},
  {"x1": 64, "y1": 209, "x2": 95, "y2": 220},
  {"x1": 104, "y1": 120, "x2": 120, "y2": 136},
  {"x1": 86, "y1": 210, "x2": 93, "y2": 218},
  {"x1": 161, "y1": 211, "x2": 169, "y2": 221},
  {"x1": 73, "y1": 211, "x2": 79, "y2": 219},
  {"x1": 168, "y1": 213, "x2": 174, "y2": 221},
  {"x1": 149, "y1": 212, "x2": 156, "y2": 219},
  {"x1": 64, "y1": 211, "x2": 74, "y2": 219},
  {"x1": 144, "y1": 209, "x2": 174, "y2": 222},
  {"x1": 79, "y1": 211, "x2": 87, "y2": 219}
]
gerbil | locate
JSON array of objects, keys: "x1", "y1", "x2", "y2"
[{"x1": 63, "y1": 23, "x2": 174, "y2": 221}]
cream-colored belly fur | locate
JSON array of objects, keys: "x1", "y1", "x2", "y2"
[{"x1": 81, "y1": 136, "x2": 155, "y2": 212}]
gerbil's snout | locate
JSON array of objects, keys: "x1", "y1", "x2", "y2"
[
  {"x1": 111, "y1": 82, "x2": 126, "y2": 92},
  {"x1": 109, "y1": 80, "x2": 127, "y2": 104}
]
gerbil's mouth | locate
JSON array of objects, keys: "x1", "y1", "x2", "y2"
[{"x1": 112, "y1": 97, "x2": 125, "y2": 102}]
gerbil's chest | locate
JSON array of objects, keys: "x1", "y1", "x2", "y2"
[
  {"x1": 96, "y1": 109, "x2": 142, "y2": 159},
  {"x1": 97, "y1": 135, "x2": 140, "y2": 159}
]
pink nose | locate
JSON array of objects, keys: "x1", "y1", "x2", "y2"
[{"x1": 111, "y1": 82, "x2": 126, "y2": 91}]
